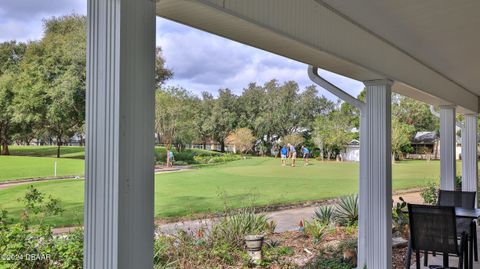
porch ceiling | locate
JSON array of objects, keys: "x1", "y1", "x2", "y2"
[{"x1": 156, "y1": 0, "x2": 480, "y2": 113}]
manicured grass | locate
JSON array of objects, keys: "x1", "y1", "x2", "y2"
[
  {"x1": 7, "y1": 145, "x2": 220, "y2": 161},
  {"x1": 0, "y1": 156, "x2": 84, "y2": 182},
  {"x1": 0, "y1": 158, "x2": 452, "y2": 227},
  {"x1": 8, "y1": 145, "x2": 86, "y2": 159}
]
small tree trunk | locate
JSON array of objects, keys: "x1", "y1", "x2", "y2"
[
  {"x1": 220, "y1": 140, "x2": 225, "y2": 152},
  {"x1": 392, "y1": 153, "x2": 396, "y2": 164},
  {"x1": 1, "y1": 142, "x2": 9, "y2": 155},
  {"x1": 57, "y1": 139, "x2": 62, "y2": 158}
]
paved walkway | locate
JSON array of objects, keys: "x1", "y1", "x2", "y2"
[
  {"x1": 0, "y1": 176, "x2": 79, "y2": 189},
  {"x1": 158, "y1": 190, "x2": 423, "y2": 234},
  {"x1": 50, "y1": 190, "x2": 422, "y2": 235},
  {"x1": 0, "y1": 165, "x2": 193, "y2": 190}
]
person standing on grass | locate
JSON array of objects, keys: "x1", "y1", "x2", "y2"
[
  {"x1": 301, "y1": 146, "x2": 310, "y2": 166},
  {"x1": 288, "y1": 143, "x2": 297, "y2": 167},
  {"x1": 280, "y1": 145, "x2": 288, "y2": 166},
  {"x1": 168, "y1": 150, "x2": 175, "y2": 167}
]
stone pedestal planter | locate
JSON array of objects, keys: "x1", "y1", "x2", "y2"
[{"x1": 245, "y1": 235, "x2": 264, "y2": 263}]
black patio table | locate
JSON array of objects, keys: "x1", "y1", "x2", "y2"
[
  {"x1": 455, "y1": 208, "x2": 480, "y2": 269},
  {"x1": 403, "y1": 207, "x2": 480, "y2": 269},
  {"x1": 455, "y1": 207, "x2": 480, "y2": 219}
]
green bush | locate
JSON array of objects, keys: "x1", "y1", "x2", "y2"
[
  {"x1": 303, "y1": 219, "x2": 327, "y2": 242},
  {"x1": 154, "y1": 147, "x2": 222, "y2": 165},
  {"x1": 53, "y1": 229, "x2": 84, "y2": 268},
  {"x1": 334, "y1": 194, "x2": 358, "y2": 226},
  {"x1": 306, "y1": 249, "x2": 354, "y2": 269},
  {"x1": 153, "y1": 207, "x2": 277, "y2": 268},
  {"x1": 194, "y1": 154, "x2": 242, "y2": 165},
  {"x1": 392, "y1": 197, "x2": 409, "y2": 238},
  {"x1": 0, "y1": 186, "x2": 83, "y2": 269},
  {"x1": 210, "y1": 207, "x2": 272, "y2": 248},
  {"x1": 420, "y1": 182, "x2": 439, "y2": 205},
  {"x1": 314, "y1": 205, "x2": 334, "y2": 225}
]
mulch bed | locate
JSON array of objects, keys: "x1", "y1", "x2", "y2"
[{"x1": 267, "y1": 231, "x2": 413, "y2": 268}]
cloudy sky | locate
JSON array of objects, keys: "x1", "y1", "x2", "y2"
[{"x1": 0, "y1": 0, "x2": 364, "y2": 100}]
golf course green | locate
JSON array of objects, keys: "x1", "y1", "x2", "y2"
[{"x1": 0, "y1": 156, "x2": 449, "y2": 227}]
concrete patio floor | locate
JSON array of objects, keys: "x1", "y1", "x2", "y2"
[{"x1": 410, "y1": 226, "x2": 480, "y2": 269}]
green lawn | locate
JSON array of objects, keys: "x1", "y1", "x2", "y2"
[
  {"x1": 0, "y1": 157, "x2": 451, "y2": 227},
  {"x1": 0, "y1": 156, "x2": 84, "y2": 182},
  {"x1": 8, "y1": 145, "x2": 86, "y2": 159},
  {"x1": 7, "y1": 145, "x2": 219, "y2": 160}
]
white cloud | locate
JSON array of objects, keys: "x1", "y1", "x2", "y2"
[{"x1": 0, "y1": 3, "x2": 365, "y2": 102}]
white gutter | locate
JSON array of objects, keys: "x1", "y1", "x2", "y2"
[{"x1": 307, "y1": 66, "x2": 365, "y2": 111}]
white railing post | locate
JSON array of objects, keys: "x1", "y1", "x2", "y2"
[
  {"x1": 358, "y1": 79, "x2": 393, "y2": 269},
  {"x1": 439, "y1": 106, "x2": 457, "y2": 190},
  {"x1": 84, "y1": 0, "x2": 156, "y2": 268}
]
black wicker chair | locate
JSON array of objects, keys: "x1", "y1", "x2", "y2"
[
  {"x1": 406, "y1": 204, "x2": 468, "y2": 269},
  {"x1": 438, "y1": 190, "x2": 478, "y2": 262}
]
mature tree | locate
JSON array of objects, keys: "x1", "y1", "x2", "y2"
[
  {"x1": 0, "y1": 41, "x2": 27, "y2": 154},
  {"x1": 194, "y1": 92, "x2": 214, "y2": 149},
  {"x1": 39, "y1": 15, "x2": 87, "y2": 157},
  {"x1": 313, "y1": 108, "x2": 353, "y2": 161},
  {"x1": 391, "y1": 117, "x2": 415, "y2": 163},
  {"x1": 237, "y1": 83, "x2": 265, "y2": 134},
  {"x1": 155, "y1": 87, "x2": 198, "y2": 151},
  {"x1": 205, "y1": 89, "x2": 238, "y2": 152},
  {"x1": 11, "y1": 42, "x2": 48, "y2": 148},
  {"x1": 296, "y1": 85, "x2": 335, "y2": 131},
  {"x1": 282, "y1": 133, "x2": 304, "y2": 147},
  {"x1": 392, "y1": 94, "x2": 438, "y2": 131},
  {"x1": 155, "y1": 47, "x2": 173, "y2": 87},
  {"x1": 226, "y1": 128, "x2": 255, "y2": 155},
  {"x1": 0, "y1": 73, "x2": 17, "y2": 155}
]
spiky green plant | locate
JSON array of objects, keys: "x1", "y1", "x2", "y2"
[
  {"x1": 334, "y1": 194, "x2": 358, "y2": 226},
  {"x1": 314, "y1": 205, "x2": 334, "y2": 225},
  {"x1": 303, "y1": 219, "x2": 327, "y2": 242}
]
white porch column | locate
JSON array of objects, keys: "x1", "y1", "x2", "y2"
[
  {"x1": 440, "y1": 106, "x2": 457, "y2": 190},
  {"x1": 358, "y1": 79, "x2": 392, "y2": 269},
  {"x1": 84, "y1": 0, "x2": 155, "y2": 268},
  {"x1": 462, "y1": 114, "x2": 477, "y2": 194}
]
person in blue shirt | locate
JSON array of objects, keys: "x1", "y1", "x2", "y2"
[
  {"x1": 301, "y1": 146, "x2": 310, "y2": 166},
  {"x1": 280, "y1": 145, "x2": 288, "y2": 166}
]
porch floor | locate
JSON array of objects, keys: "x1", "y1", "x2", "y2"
[{"x1": 410, "y1": 226, "x2": 480, "y2": 268}]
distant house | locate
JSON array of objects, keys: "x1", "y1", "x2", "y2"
[
  {"x1": 344, "y1": 132, "x2": 464, "y2": 162},
  {"x1": 406, "y1": 131, "x2": 462, "y2": 160},
  {"x1": 343, "y1": 139, "x2": 360, "y2": 162},
  {"x1": 407, "y1": 131, "x2": 439, "y2": 160}
]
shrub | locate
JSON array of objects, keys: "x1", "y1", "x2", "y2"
[
  {"x1": 456, "y1": 175, "x2": 462, "y2": 190},
  {"x1": 53, "y1": 229, "x2": 84, "y2": 268},
  {"x1": 303, "y1": 219, "x2": 327, "y2": 242},
  {"x1": 195, "y1": 154, "x2": 242, "y2": 164},
  {"x1": 210, "y1": 208, "x2": 272, "y2": 248},
  {"x1": 334, "y1": 194, "x2": 358, "y2": 226},
  {"x1": 314, "y1": 205, "x2": 334, "y2": 225},
  {"x1": 153, "y1": 207, "x2": 277, "y2": 268},
  {"x1": 305, "y1": 248, "x2": 354, "y2": 269},
  {"x1": 155, "y1": 147, "x2": 222, "y2": 165},
  {"x1": 420, "y1": 182, "x2": 439, "y2": 205},
  {"x1": 0, "y1": 186, "x2": 83, "y2": 269},
  {"x1": 392, "y1": 197, "x2": 409, "y2": 238}
]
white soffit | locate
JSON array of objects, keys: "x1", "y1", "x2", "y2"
[{"x1": 156, "y1": 0, "x2": 479, "y2": 113}]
